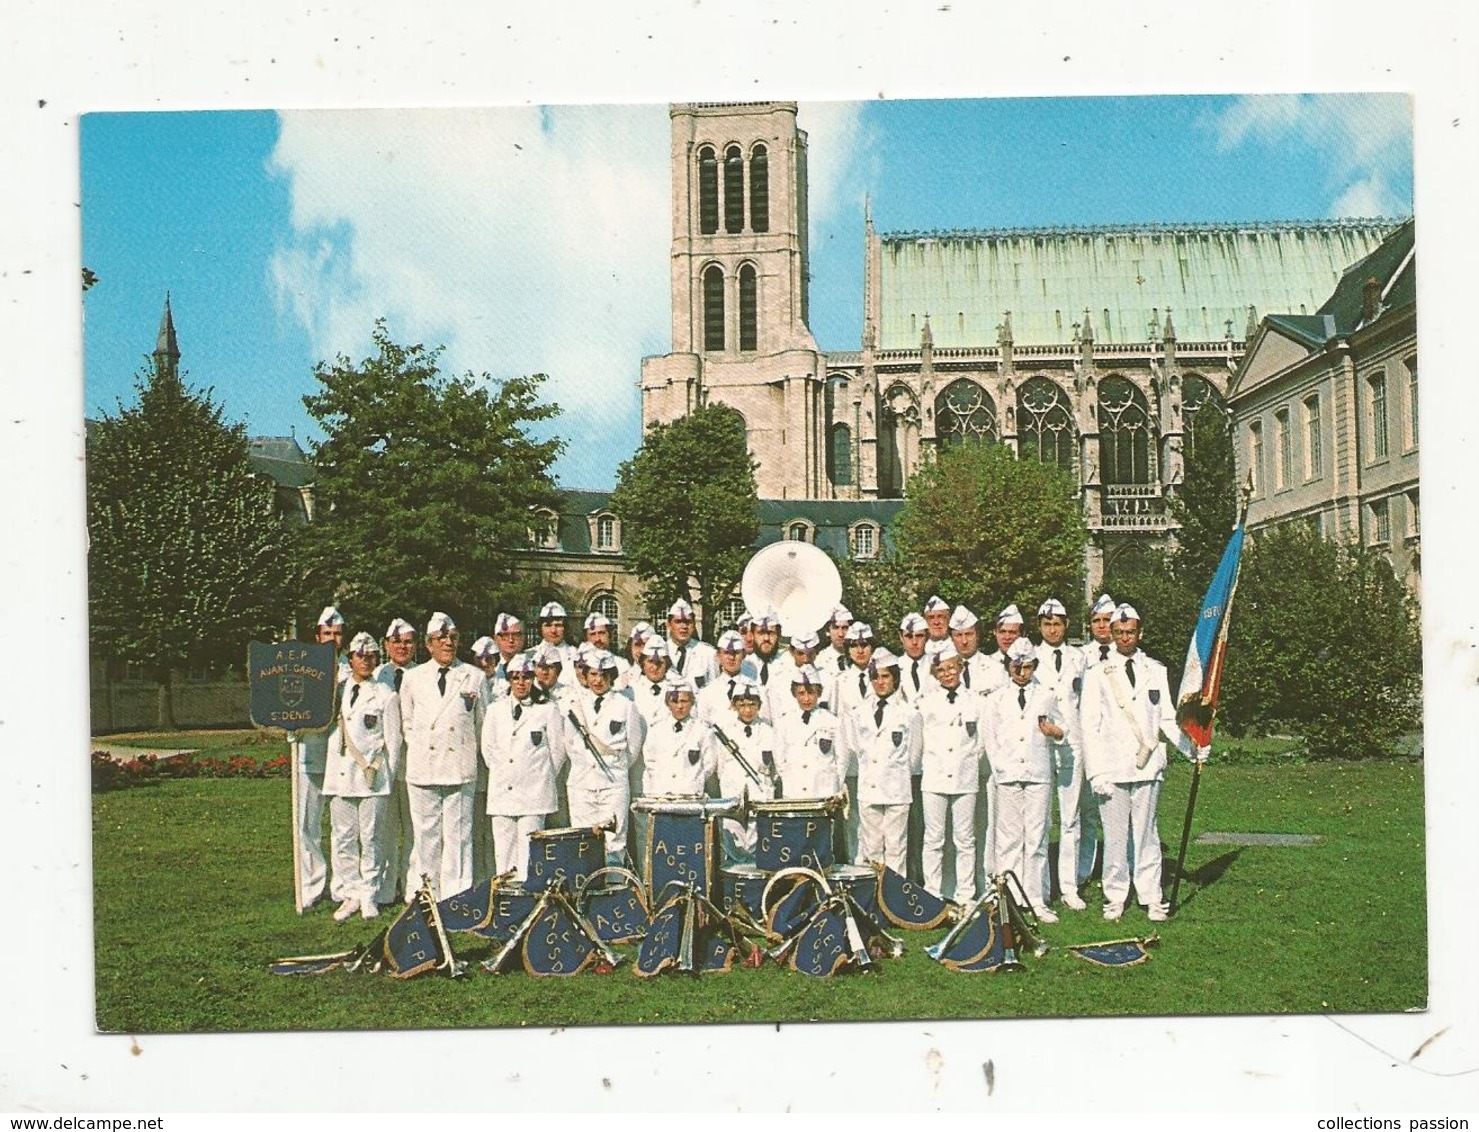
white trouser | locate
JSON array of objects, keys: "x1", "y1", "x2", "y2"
[
  {"x1": 1053, "y1": 742, "x2": 1100, "y2": 897},
  {"x1": 569, "y1": 779, "x2": 630, "y2": 864},
  {"x1": 1097, "y1": 780, "x2": 1165, "y2": 910},
  {"x1": 842, "y1": 773, "x2": 861, "y2": 864},
  {"x1": 974, "y1": 772, "x2": 998, "y2": 890},
  {"x1": 472, "y1": 762, "x2": 495, "y2": 884},
  {"x1": 923, "y1": 790, "x2": 978, "y2": 903},
  {"x1": 992, "y1": 781, "x2": 1052, "y2": 912},
  {"x1": 407, "y1": 782, "x2": 475, "y2": 900},
  {"x1": 376, "y1": 779, "x2": 413, "y2": 905},
  {"x1": 328, "y1": 795, "x2": 387, "y2": 905},
  {"x1": 859, "y1": 802, "x2": 910, "y2": 875},
  {"x1": 490, "y1": 813, "x2": 545, "y2": 883},
  {"x1": 293, "y1": 753, "x2": 328, "y2": 907}
]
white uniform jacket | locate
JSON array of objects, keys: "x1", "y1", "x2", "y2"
[
  {"x1": 697, "y1": 672, "x2": 752, "y2": 726},
  {"x1": 917, "y1": 684, "x2": 986, "y2": 795},
  {"x1": 709, "y1": 717, "x2": 780, "y2": 802},
  {"x1": 896, "y1": 652, "x2": 938, "y2": 705},
  {"x1": 848, "y1": 694, "x2": 924, "y2": 806},
  {"x1": 298, "y1": 666, "x2": 347, "y2": 774},
  {"x1": 323, "y1": 678, "x2": 403, "y2": 797},
  {"x1": 632, "y1": 676, "x2": 674, "y2": 731},
  {"x1": 400, "y1": 660, "x2": 487, "y2": 786},
  {"x1": 981, "y1": 679, "x2": 1063, "y2": 785},
  {"x1": 775, "y1": 707, "x2": 845, "y2": 799},
  {"x1": 1084, "y1": 639, "x2": 1116, "y2": 669},
  {"x1": 566, "y1": 688, "x2": 645, "y2": 792},
  {"x1": 965, "y1": 651, "x2": 1010, "y2": 697},
  {"x1": 480, "y1": 696, "x2": 568, "y2": 816},
  {"x1": 1034, "y1": 641, "x2": 1086, "y2": 748},
  {"x1": 640, "y1": 716, "x2": 717, "y2": 796},
  {"x1": 1079, "y1": 649, "x2": 1192, "y2": 785},
  {"x1": 668, "y1": 637, "x2": 718, "y2": 688}
]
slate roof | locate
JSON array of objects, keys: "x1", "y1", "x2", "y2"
[
  {"x1": 1261, "y1": 219, "x2": 1415, "y2": 348},
  {"x1": 246, "y1": 436, "x2": 315, "y2": 488}
]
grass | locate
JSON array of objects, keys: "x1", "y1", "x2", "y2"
[{"x1": 93, "y1": 757, "x2": 1427, "y2": 1033}]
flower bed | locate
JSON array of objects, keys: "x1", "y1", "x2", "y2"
[{"x1": 91, "y1": 749, "x2": 290, "y2": 791}]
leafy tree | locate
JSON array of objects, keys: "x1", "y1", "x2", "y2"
[
  {"x1": 302, "y1": 321, "x2": 563, "y2": 633},
  {"x1": 832, "y1": 549, "x2": 919, "y2": 644},
  {"x1": 610, "y1": 403, "x2": 759, "y2": 639},
  {"x1": 87, "y1": 360, "x2": 295, "y2": 726},
  {"x1": 892, "y1": 442, "x2": 1087, "y2": 623}
]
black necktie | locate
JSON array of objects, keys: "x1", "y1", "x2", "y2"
[
  {"x1": 394, "y1": 668, "x2": 404, "y2": 692},
  {"x1": 1018, "y1": 687, "x2": 1027, "y2": 711},
  {"x1": 350, "y1": 684, "x2": 360, "y2": 708},
  {"x1": 858, "y1": 672, "x2": 866, "y2": 697},
  {"x1": 760, "y1": 659, "x2": 770, "y2": 686},
  {"x1": 837, "y1": 654, "x2": 847, "y2": 672},
  {"x1": 962, "y1": 665, "x2": 971, "y2": 688},
  {"x1": 874, "y1": 700, "x2": 885, "y2": 728},
  {"x1": 1126, "y1": 658, "x2": 1136, "y2": 689},
  {"x1": 1100, "y1": 643, "x2": 1110, "y2": 662},
  {"x1": 947, "y1": 689, "x2": 957, "y2": 704},
  {"x1": 675, "y1": 648, "x2": 686, "y2": 674},
  {"x1": 651, "y1": 682, "x2": 661, "y2": 696},
  {"x1": 728, "y1": 678, "x2": 736, "y2": 700},
  {"x1": 1054, "y1": 648, "x2": 1062, "y2": 673},
  {"x1": 513, "y1": 703, "x2": 522, "y2": 721},
  {"x1": 744, "y1": 724, "x2": 753, "y2": 738},
  {"x1": 802, "y1": 710, "x2": 812, "y2": 725},
  {"x1": 674, "y1": 721, "x2": 683, "y2": 733},
  {"x1": 592, "y1": 695, "x2": 604, "y2": 715},
  {"x1": 438, "y1": 667, "x2": 448, "y2": 696},
  {"x1": 911, "y1": 659, "x2": 921, "y2": 692}
]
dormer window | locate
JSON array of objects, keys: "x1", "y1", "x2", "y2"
[
  {"x1": 587, "y1": 510, "x2": 622, "y2": 554},
  {"x1": 530, "y1": 507, "x2": 560, "y2": 550},
  {"x1": 786, "y1": 519, "x2": 814, "y2": 544}
]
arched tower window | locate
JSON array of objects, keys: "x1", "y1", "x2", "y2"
[
  {"x1": 829, "y1": 422, "x2": 853, "y2": 486},
  {"x1": 1181, "y1": 373, "x2": 1226, "y2": 459},
  {"x1": 702, "y1": 264, "x2": 725, "y2": 352},
  {"x1": 724, "y1": 145, "x2": 744, "y2": 234},
  {"x1": 1017, "y1": 377, "x2": 1076, "y2": 473},
  {"x1": 697, "y1": 146, "x2": 718, "y2": 236},
  {"x1": 1097, "y1": 376, "x2": 1153, "y2": 485},
  {"x1": 738, "y1": 263, "x2": 758, "y2": 352},
  {"x1": 749, "y1": 144, "x2": 769, "y2": 233},
  {"x1": 935, "y1": 379, "x2": 998, "y2": 446}
]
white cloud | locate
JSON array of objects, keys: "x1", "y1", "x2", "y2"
[
  {"x1": 1202, "y1": 93, "x2": 1412, "y2": 219},
  {"x1": 267, "y1": 106, "x2": 673, "y2": 488},
  {"x1": 798, "y1": 101, "x2": 871, "y2": 226}
]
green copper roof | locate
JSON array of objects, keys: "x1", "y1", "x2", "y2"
[{"x1": 876, "y1": 220, "x2": 1400, "y2": 349}]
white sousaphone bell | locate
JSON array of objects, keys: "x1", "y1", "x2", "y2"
[{"x1": 740, "y1": 540, "x2": 843, "y2": 638}]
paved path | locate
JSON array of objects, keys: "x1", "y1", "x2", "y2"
[{"x1": 92, "y1": 742, "x2": 197, "y2": 762}]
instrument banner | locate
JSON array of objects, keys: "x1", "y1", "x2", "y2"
[
  {"x1": 520, "y1": 896, "x2": 602, "y2": 977},
  {"x1": 268, "y1": 948, "x2": 363, "y2": 977},
  {"x1": 437, "y1": 876, "x2": 521, "y2": 933},
  {"x1": 468, "y1": 885, "x2": 542, "y2": 943},
  {"x1": 789, "y1": 904, "x2": 851, "y2": 977},
  {"x1": 634, "y1": 893, "x2": 688, "y2": 978},
  {"x1": 1067, "y1": 935, "x2": 1159, "y2": 967},
  {"x1": 754, "y1": 810, "x2": 834, "y2": 873},
  {"x1": 875, "y1": 864, "x2": 957, "y2": 930},
  {"x1": 645, "y1": 810, "x2": 715, "y2": 902},
  {"x1": 379, "y1": 889, "x2": 454, "y2": 979},
  {"x1": 526, "y1": 827, "x2": 605, "y2": 893},
  {"x1": 577, "y1": 868, "x2": 651, "y2": 945}
]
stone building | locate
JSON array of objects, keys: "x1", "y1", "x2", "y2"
[{"x1": 639, "y1": 100, "x2": 1401, "y2": 591}]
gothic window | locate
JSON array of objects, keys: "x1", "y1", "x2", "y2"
[
  {"x1": 724, "y1": 145, "x2": 744, "y2": 234},
  {"x1": 935, "y1": 379, "x2": 997, "y2": 446},
  {"x1": 697, "y1": 146, "x2": 718, "y2": 236},
  {"x1": 749, "y1": 144, "x2": 769, "y2": 233},
  {"x1": 739, "y1": 263, "x2": 758, "y2": 352},
  {"x1": 1181, "y1": 373, "x2": 1226, "y2": 459},
  {"x1": 703, "y1": 264, "x2": 725, "y2": 352},
  {"x1": 829, "y1": 422, "x2": 853, "y2": 487},
  {"x1": 1304, "y1": 394, "x2": 1323, "y2": 479},
  {"x1": 1016, "y1": 377, "x2": 1075, "y2": 473},
  {"x1": 1368, "y1": 372, "x2": 1389, "y2": 459},
  {"x1": 1096, "y1": 376, "x2": 1152, "y2": 485}
]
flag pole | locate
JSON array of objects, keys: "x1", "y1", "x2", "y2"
[{"x1": 1170, "y1": 478, "x2": 1252, "y2": 914}]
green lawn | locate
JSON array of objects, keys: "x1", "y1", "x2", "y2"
[{"x1": 93, "y1": 758, "x2": 1427, "y2": 1032}]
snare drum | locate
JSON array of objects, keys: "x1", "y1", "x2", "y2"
[
  {"x1": 752, "y1": 797, "x2": 840, "y2": 873},
  {"x1": 640, "y1": 798, "x2": 719, "y2": 902},
  {"x1": 525, "y1": 826, "x2": 605, "y2": 892},
  {"x1": 720, "y1": 864, "x2": 769, "y2": 914},
  {"x1": 467, "y1": 883, "x2": 541, "y2": 944},
  {"x1": 826, "y1": 863, "x2": 879, "y2": 919}
]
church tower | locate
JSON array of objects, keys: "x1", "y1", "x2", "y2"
[
  {"x1": 640, "y1": 102, "x2": 827, "y2": 500},
  {"x1": 153, "y1": 293, "x2": 180, "y2": 382}
]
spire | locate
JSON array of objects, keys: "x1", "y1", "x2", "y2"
[
  {"x1": 1245, "y1": 304, "x2": 1259, "y2": 340},
  {"x1": 1163, "y1": 307, "x2": 1176, "y2": 342},
  {"x1": 920, "y1": 313, "x2": 933, "y2": 350},
  {"x1": 997, "y1": 310, "x2": 1013, "y2": 346},
  {"x1": 1079, "y1": 309, "x2": 1094, "y2": 343},
  {"x1": 153, "y1": 292, "x2": 180, "y2": 381}
]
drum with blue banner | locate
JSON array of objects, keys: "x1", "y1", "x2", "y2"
[
  {"x1": 826, "y1": 863, "x2": 879, "y2": 920},
  {"x1": 643, "y1": 802, "x2": 716, "y2": 902},
  {"x1": 525, "y1": 826, "x2": 605, "y2": 893},
  {"x1": 720, "y1": 863, "x2": 768, "y2": 915},
  {"x1": 751, "y1": 796, "x2": 842, "y2": 873}
]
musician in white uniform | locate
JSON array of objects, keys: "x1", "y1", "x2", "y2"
[
  {"x1": 897, "y1": 611, "x2": 934, "y2": 883},
  {"x1": 583, "y1": 612, "x2": 629, "y2": 684},
  {"x1": 846, "y1": 648, "x2": 923, "y2": 875},
  {"x1": 775, "y1": 665, "x2": 845, "y2": 799},
  {"x1": 697, "y1": 630, "x2": 753, "y2": 723},
  {"x1": 922, "y1": 594, "x2": 952, "y2": 647},
  {"x1": 567, "y1": 650, "x2": 645, "y2": 865},
  {"x1": 398, "y1": 612, "x2": 487, "y2": 899},
  {"x1": 480, "y1": 654, "x2": 567, "y2": 883},
  {"x1": 747, "y1": 614, "x2": 786, "y2": 707},
  {"x1": 1035, "y1": 597, "x2": 1094, "y2": 911},
  {"x1": 292, "y1": 605, "x2": 344, "y2": 910},
  {"x1": 709, "y1": 679, "x2": 779, "y2": 861},
  {"x1": 536, "y1": 602, "x2": 579, "y2": 685},
  {"x1": 820, "y1": 604, "x2": 853, "y2": 677},
  {"x1": 324, "y1": 632, "x2": 403, "y2": 922},
  {"x1": 1085, "y1": 593, "x2": 1117, "y2": 669},
  {"x1": 374, "y1": 616, "x2": 418, "y2": 905},
  {"x1": 470, "y1": 635, "x2": 500, "y2": 688},
  {"x1": 981, "y1": 637, "x2": 1066, "y2": 921},
  {"x1": 665, "y1": 598, "x2": 717, "y2": 689},
  {"x1": 631, "y1": 638, "x2": 676, "y2": 730},
  {"x1": 638, "y1": 675, "x2": 717, "y2": 797},
  {"x1": 1079, "y1": 604, "x2": 1203, "y2": 922},
  {"x1": 975, "y1": 603, "x2": 1024, "y2": 879},
  {"x1": 918, "y1": 642, "x2": 986, "y2": 904},
  {"x1": 834, "y1": 620, "x2": 877, "y2": 863}
]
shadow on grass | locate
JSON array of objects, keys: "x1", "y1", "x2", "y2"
[{"x1": 1167, "y1": 848, "x2": 1242, "y2": 911}]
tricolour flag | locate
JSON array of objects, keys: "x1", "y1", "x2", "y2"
[{"x1": 1176, "y1": 517, "x2": 1248, "y2": 749}]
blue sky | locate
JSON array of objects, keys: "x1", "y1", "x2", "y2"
[{"x1": 81, "y1": 94, "x2": 1411, "y2": 490}]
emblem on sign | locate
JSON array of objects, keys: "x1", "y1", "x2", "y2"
[{"x1": 280, "y1": 674, "x2": 305, "y2": 707}]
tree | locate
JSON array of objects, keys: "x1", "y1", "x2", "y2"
[
  {"x1": 892, "y1": 442, "x2": 1087, "y2": 622},
  {"x1": 87, "y1": 360, "x2": 296, "y2": 726},
  {"x1": 301, "y1": 321, "x2": 563, "y2": 634},
  {"x1": 610, "y1": 403, "x2": 759, "y2": 639}
]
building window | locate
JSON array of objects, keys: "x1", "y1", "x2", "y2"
[
  {"x1": 1407, "y1": 490, "x2": 1420, "y2": 538},
  {"x1": 595, "y1": 513, "x2": 618, "y2": 552},
  {"x1": 724, "y1": 145, "x2": 744, "y2": 234},
  {"x1": 1248, "y1": 420, "x2": 1264, "y2": 496},
  {"x1": 697, "y1": 146, "x2": 718, "y2": 236},
  {"x1": 1274, "y1": 409, "x2": 1291, "y2": 490},
  {"x1": 1017, "y1": 377, "x2": 1076, "y2": 474},
  {"x1": 1369, "y1": 498, "x2": 1391, "y2": 547},
  {"x1": 1304, "y1": 394, "x2": 1323, "y2": 479},
  {"x1": 749, "y1": 144, "x2": 769, "y2": 233},
  {"x1": 829, "y1": 422, "x2": 853, "y2": 487},
  {"x1": 530, "y1": 507, "x2": 560, "y2": 549},
  {"x1": 1404, "y1": 357, "x2": 1418, "y2": 449},
  {"x1": 591, "y1": 591, "x2": 620, "y2": 632},
  {"x1": 786, "y1": 520, "x2": 813, "y2": 543},
  {"x1": 738, "y1": 263, "x2": 758, "y2": 352},
  {"x1": 1182, "y1": 374, "x2": 1226, "y2": 460},
  {"x1": 851, "y1": 522, "x2": 878, "y2": 560},
  {"x1": 703, "y1": 264, "x2": 725, "y2": 352},
  {"x1": 1306, "y1": 511, "x2": 1325, "y2": 540},
  {"x1": 719, "y1": 594, "x2": 746, "y2": 631},
  {"x1": 1368, "y1": 372, "x2": 1389, "y2": 459},
  {"x1": 1097, "y1": 376, "x2": 1153, "y2": 485},
  {"x1": 935, "y1": 379, "x2": 998, "y2": 446}
]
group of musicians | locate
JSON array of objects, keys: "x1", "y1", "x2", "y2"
[{"x1": 293, "y1": 594, "x2": 1205, "y2": 927}]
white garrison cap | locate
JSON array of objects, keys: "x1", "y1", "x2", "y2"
[
  {"x1": 1007, "y1": 637, "x2": 1039, "y2": 665},
  {"x1": 753, "y1": 612, "x2": 782, "y2": 630},
  {"x1": 470, "y1": 635, "x2": 498, "y2": 660},
  {"x1": 1114, "y1": 603, "x2": 1142, "y2": 624},
  {"x1": 730, "y1": 679, "x2": 762, "y2": 700},
  {"x1": 629, "y1": 620, "x2": 654, "y2": 641},
  {"x1": 426, "y1": 611, "x2": 456, "y2": 636},
  {"x1": 667, "y1": 598, "x2": 696, "y2": 621},
  {"x1": 717, "y1": 629, "x2": 745, "y2": 653},
  {"x1": 923, "y1": 595, "x2": 950, "y2": 614},
  {"x1": 1091, "y1": 593, "x2": 1117, "y2": 616},
  {"x1": 538, "y1": 601, "x2": 567, "y2": 621},
  {"x1": 789, "y1": 630, "x2": 820, "y2": 651},
  {"x1": 899, "y1": 612, "x2": 928, "y2": 634},
  {"x1": 996, "y1": 604, "x2": 1024, "y2": 628},
  {"x1": 663, "y1": 673, "x2": 697, "y2": 698},
  {"x1": 868, "y1": 646, "x2": 901, "y2": 673},
  {"x1": 829, "y1": 604, "x2": 854, "y2": 627},
  {"x1": 931, "y1": 641, "x2": 961, "y2": 666},
  {"x1": 1037, "y1": 598, "x2": 1068, "y2": 619},
  {"x1": 736, "y1": 611, "x2": 755, "y2": 630},
  {"x1": 317, "y1": 605, "x2": 344, "y2": 627},
  {"x1": 583, "y1": 611, "x2": 612, "y2": 632},
  {"x1": 385, "y1": 617, "x2": 416, "y2": 640},
  {"x1": 641, "y1": 638, "x2": 672, "y2": 661},
  {"x1": 948, "y1": 605, "x2": 978, "y2": 631},
  {"x1": 504, "y1": 653, "x2": 536, "y2": 677},
  {"x1": 790, "y1": 663, "x2": 824, "y2": 688},
  {"x1": 587, "y1": 649, "x2": 619, "y2": 673},
  {"x1": 493, "y1": 612, "x2": 522, "y2": 635},
  {"x1": 348, "y1": 631, "x2": 380, "y2": 656},
  {"x1": 574, "y1": 642, "x2": 596, "y2": 668},
  {"x1": 532, "y1": 643, "x2": 564, "y2": 667},
  {"x1": 844, "y1": 621, "x2": 876, "y2": 643}
]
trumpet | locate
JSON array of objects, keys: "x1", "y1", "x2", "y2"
[{"x1": 565, "y1": 707, "x2": 616, "y2": 782}]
